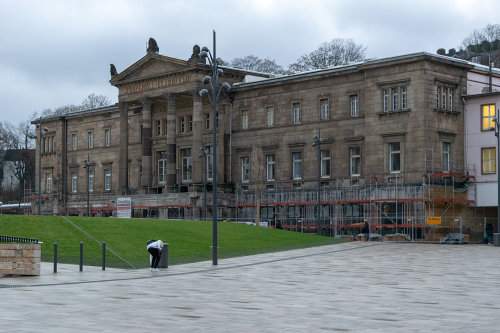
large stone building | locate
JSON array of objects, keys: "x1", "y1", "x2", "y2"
[{"x1": 34, "y1": 39, "x2": 500, "y2": 240}]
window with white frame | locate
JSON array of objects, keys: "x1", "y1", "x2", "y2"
[
  {"x1": 482, "y1": 147, "x2": 496, "y2": 174},
  {"x1": 350, "y1": 95, "x2": 359, "y2": 117},
  {"x1": 181, "y1": 148, "x2": 192, "y2": 182},
  {"x1": 321, "y1": 150, "x2": 331, "y2": 177},
  {"x1": 71, "y1": 133, "x2": 78, "y2": 151},
  {"x1": 266, "y1": 154, "x2": 275, "y2": 181},
  {"x1": 388, "y1": 142, "x2": 401, "y2": 174},
  {"x1": 349, "y1": 147, "x2": 361, "y2": 176},
  {"x1": 241, "y1": 110, "x2": 248, "y2": 129},
  {"x1": 383, "y1": 86, "x2": 408, "y2": 112},
  {"x1": 436, "y1": 85, "x2": 455, "y2": 112},
  {"x1": 240, "y1": 156, "x2": 250, "y2": 183},
  {"x1": 87, "y1": 130, "x2": 94, "y2": 149},
  {"x1": 320, "y1": 98, "x2": 330, "y2": 120},
  {"x1": 88, "y1": 167, "x2": 94, "y2": 193},
  {"x1": 158, "y1": 155, "x2": 167, "y2": 184},
  {"x1": 71, "y1": 174, "x2": 78, "y2": 193},
  {"x1": 481, "y1": 104, "x2": 496, "y2": 131},
  {"x1": 442, "y1": 142, "x2": 451, "y2": 172},
  {"x1": 292, "y1": 102, "x2": 301, "y2": 124},
  {"x1": 266, "y1": 106, "x2": 274, "y2": 128},
  {"x1": 45, "y1": 170, "x2": 53, "y2": 193},
  {"x1": 292, "y1": 152, "x2": 302, "y2": 180},
  {"x1": 104, "y1": 128, "x2": 111, "y2": 147},
  {"x1": 104, "y1": 168, "x2": 112, "y2": 192},
  {"x1": 187, "y1": 116, "x2": 193, "y2": 133}
]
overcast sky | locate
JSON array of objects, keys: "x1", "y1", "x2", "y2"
[{"x1": 1, "y1": 0, "x2": 499, "y2": 124}]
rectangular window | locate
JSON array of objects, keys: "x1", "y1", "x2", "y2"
[
  {"x1": 161, "y1": 119, "x2": 167, "y2": 136},
  {"x1": 179, "y1": 117, "x2": 185, "y2": 134},
  {"x1": 104, "y1": 128, "x2": 111, "y2": 147},
  {"x1": 442, "y1": 142, "x2": 451, "y2": 172},
  {"x1": 292, "y1": 102, "x2": 301, "y2": 124},
  {"x1": 88, "y1": 167, "x2": 94, "y2": 193},
  {"x1": 155, "y1": 120, "x2": 161, "y2": 136},
  {"x1": 241, "y1": 156, "x2": 250, "y2": 183},
  {"x1": 241, "y1": 110, "x2": 248, "y2": 129},
  {"x1": 71, "y1": 174, "x2": 78, "y2": 193},
  {"x1": 441, "y1": 86, "x2": 447, "y2": 110},
  {"x1": 391, "y1": 87, "x2": 399, "y2": 111},
  {"x1": 266, "y1": 154, "x2": 275, "y2": 181},
  {"x1": 482, "y1": 147, "x2": 496, "y2": 174},
  {"x1": 266, "y1": 106, "x2": 274, "y2": 127},
  {"x1": 481, "y1": 104, "x2": 496, "y2": 131},
  {"x1": 87, "y1": 130, "x2": 94, "y2": 149},
  {"x1": 205, "y1": 113, "x2": 210, "y2": 130},
  {"x1": 383, "y1": 89, "x2": 389, "y2": 112},
  {"x1": 436, "y1": 86, "x2": 441, "y2": 109},
  {"x1": 104, "y1": 168, "x2": 112, "y2": 192},
  {"x1": 292, "y1": 152, "x2": 302, "y2": 180},
  {"x1": 71, "y1": 133, "x2": 78, "y2": 151},
  {"x1": 181, "y1": 148, "x2": 192, "y2": 182},
  {"x1": 187, "y1": 116, "x2": 193, "y2": 133},
  {"x1": 321, "y1": 150, "x2": 331, "y2": 178},
  {"x1": 320, "y1": 98, "x2": 330, "y2": 120},
  {"x1": 350, "y1": 95, "x2": 359, "y2": 117},
  {"x1": 447, "y1": 87, "x2": 453, "y2": 112},
  {"x1": 45, "y1": 171, "x2": 53, "y2": 193},
  {"x1": 389, "y1": 142, "x2": 401, "y2": 174},
  {"x1": 350, "y1": 147, "x2": 361, "y2": 176},
  {"x1": 158, "y1": 155, "x2": 167, "y2": 184},
  {"x1": 205, "y1": 145, "x2": 213, "y2": 181},
  {"x1": 401, "y1": 86, "x2": 407, "y2": 110}
]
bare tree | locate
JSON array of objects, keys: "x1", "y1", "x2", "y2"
[
  {"x1": 289, "y1": 38, "x2": 366, "y2": 73},
  {"x1": 230, "y1": 55, "x2": 286, "y2": 75},
  {"x1": 81, "y1": 93, "x2": 111, "y2": 110},
  {"x1": 462, "y1": 24, "x2": 500, "y2": 52}
]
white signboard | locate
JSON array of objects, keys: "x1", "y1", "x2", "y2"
[{"x1": 116, "y1": 197, "x2": 132, "y2": 218}]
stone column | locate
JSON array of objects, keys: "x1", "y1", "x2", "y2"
[
  {"x1": 119, "y1": 102, "x2": 129, "y2": 194},
  {"x1": 192, "y1": 91, "x2": 203, "y2": 186},
  {"x1": 140, "y1": 99, "x2": 153, "y2": 188},
  {"x1": 165, "y1": 94, "x2": 177, "y2": 191}
]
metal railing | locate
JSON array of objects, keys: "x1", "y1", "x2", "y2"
[{"x1": 0, "y1": 235, "x2": 41, "y2": 244}]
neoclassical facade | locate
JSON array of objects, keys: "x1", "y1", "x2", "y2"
[{"x1": 34, "y1": 39, "x2": 499, "y2": 232}]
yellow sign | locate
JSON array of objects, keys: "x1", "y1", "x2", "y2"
[{"x1": 427, "y1": 216, "x2": 442, "y2": 225}]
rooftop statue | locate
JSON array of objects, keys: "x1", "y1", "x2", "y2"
[{"x1": 147, "y1": 38, "x2": 159, "y2": 53}]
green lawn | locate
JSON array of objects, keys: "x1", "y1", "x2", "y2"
[{"x1": 0, "y1": 215, "x2": 340, "y2": 268}]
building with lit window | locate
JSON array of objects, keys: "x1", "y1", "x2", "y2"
[{"x1": 33, "y1": 39, "x2": 500, "y2": 240}]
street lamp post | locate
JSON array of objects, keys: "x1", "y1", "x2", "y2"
[
  {"x1": 313, "y1": 129, "x2": 321, "y2": 235},
  {"x1": 199, "y1": 30, "x2": 232, "y2": 265}
]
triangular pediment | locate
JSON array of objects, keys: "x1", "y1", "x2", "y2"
[{"x1": 111, "y1": 53, "x2": 192, "y2": 85}]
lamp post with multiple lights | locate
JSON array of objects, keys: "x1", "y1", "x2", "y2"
[{"x1": 199, "y1": 30, "x2": 232, "y2": 265}]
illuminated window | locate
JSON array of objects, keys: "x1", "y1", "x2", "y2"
[
  {"x1": 481, "y1": 104, "x2": 496, "y2": 131},
  {"x1": 482, "y1": 147, "x2": 496, "y2": 174}
]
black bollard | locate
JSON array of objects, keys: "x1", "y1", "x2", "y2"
[
  {"x1": 79, "y1": 241, "x2": 83, "y2": 272},
  {"x1": 159, "y1": 243, "x2": 169, "y2": 268},
  {"x1": 53, "y1": 242, "x2": 58, "y2": 273},
  {"x1": 101, "y1": 242, "x2": 106, "y2": 271}
]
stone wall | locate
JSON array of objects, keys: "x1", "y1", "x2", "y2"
[{"x1": 0, "y1": 243, "x2": 41, "y2": 276}]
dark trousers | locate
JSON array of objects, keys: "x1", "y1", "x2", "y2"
[{"x1": 148, "y1": 247, "x2": 161, "y2": 268}]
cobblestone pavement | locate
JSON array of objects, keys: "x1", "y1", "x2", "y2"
[{"x1": 1, "y1": 242, "x2": 500, "y2": 332}]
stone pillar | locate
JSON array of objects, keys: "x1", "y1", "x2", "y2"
[
  {"x1": 119, "y1": 102, "x2": 129, "y2": 194},
  {"x1": 192, "y1": 92, "x2": 203, "y2": 185},
  {"x1": 141, "y1": 99, "x2": 153, "y2": 188},
  {"x1": 166, "y1": 94, "x2": 177, "y2": 191}
]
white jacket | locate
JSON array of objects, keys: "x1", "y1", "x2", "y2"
[{"x1": 147, "y1": 240, "x2": 164, "y2": 250}]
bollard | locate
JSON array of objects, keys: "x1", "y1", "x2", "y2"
[
  {"x1": 53, "y1": 242, "x2": 58, "y2": 273},
  {"x1": 159, "y1": 243, "x2": 169, "y2": 268},
  {"x1": 102, "y1": 242, "x2": 106, "y2": 271},
  {"x1": 79, "y1": 241, "x2": 83, "y2": 272}
]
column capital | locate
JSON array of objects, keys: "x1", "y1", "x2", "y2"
[{"x1": 140, "y1": 97, "x2": 153, "y2": 108}]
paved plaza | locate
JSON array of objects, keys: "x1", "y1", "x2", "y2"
[{"x1": 1, "y1": 242, "x2": 500, "y2": 332}]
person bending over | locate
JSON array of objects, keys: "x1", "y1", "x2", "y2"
[{"x1": 147, "y1": 239, "x2": 164, "y2": 271}]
